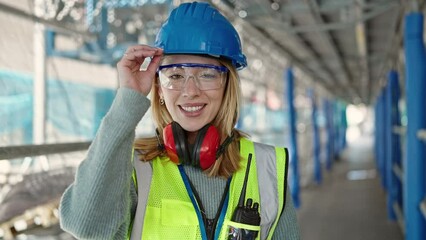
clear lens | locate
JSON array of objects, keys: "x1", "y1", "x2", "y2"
[{"x1": 158, "y1": 63, "x2": 228, "y2": 90}]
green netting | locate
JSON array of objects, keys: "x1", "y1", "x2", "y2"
[{"x1": 0, "y1": 69, "x2": 115, "y2": 143}]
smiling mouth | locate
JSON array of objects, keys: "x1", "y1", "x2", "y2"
[{"x1": 180, "y1": 105, "x2": 205, "y2": 112}]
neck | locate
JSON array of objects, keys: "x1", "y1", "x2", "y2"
[{"x1": 186, "y1": 131, "x2": 198, "y2": 144}]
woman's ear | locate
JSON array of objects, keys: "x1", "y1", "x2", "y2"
[{"x1": 158, "y1": 86, "x2": 166, "y2": 106}]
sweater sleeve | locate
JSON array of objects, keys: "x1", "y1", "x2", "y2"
[
  {"x1": 272, "y1": 185, "x2": 301, "y2": 240},
  {"x1": 59, "y1": 88, "x2": 151, "y2": 240}
]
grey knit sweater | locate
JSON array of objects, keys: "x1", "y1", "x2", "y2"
[{"x1": 59, "y1": 88, "x2": 300, "y2": 239}]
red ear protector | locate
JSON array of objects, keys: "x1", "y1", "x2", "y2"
[{"x1": 163, "y1": 121, "x2": 221, "y2": 170}]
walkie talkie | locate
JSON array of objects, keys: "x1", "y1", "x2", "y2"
[{"x1": 228, "y1": 153, "x2": 261, "y2": 240}]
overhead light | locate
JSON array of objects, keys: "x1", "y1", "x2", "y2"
[
  {"x1": 355, "y1": 0, "x2": 367, "y2": 57},
  {"x1": 238, "y1": 10, "x2": 247, "y2": 18},
  {"x1": 355, "y1": 23, "x2": 366, "y2": 57},
  {"x1": 271, "y1": 2, "x2": 280, "y2": 11}
]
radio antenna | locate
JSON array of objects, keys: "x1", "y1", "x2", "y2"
[{"x1": 237, "y1": 153, "x2": 252, "y2": 207}]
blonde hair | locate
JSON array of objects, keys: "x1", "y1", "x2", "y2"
[{"x1": 133, "y1": 57, "x2": 247, "y2": 178}]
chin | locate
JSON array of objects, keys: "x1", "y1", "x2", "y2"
[{"x1": 177, "y1": 121, "x2": 208, "y2": 132}]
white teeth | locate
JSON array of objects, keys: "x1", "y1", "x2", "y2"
[{"x1": 182, "y1": 105, "x2": 203, "y2": 112}]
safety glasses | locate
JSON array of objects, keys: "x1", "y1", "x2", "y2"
[{"x1": 158, "y1": 63, "x2": 228, "y2": 90}]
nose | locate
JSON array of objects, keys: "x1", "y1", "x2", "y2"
[{"x1": 181, "y1": 76, "x2": 201, "y2": 98}]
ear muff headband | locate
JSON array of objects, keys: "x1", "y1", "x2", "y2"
[
  {"x1": 163, "y1": 121, "x2": 221, "y2": 170},
  {"x1": 171, "y1": 121, "x2": 190, "y2": 164}
]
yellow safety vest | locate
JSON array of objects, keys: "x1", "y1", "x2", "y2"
[{"x1": 129, "y1": 138, "x2": 288, "y2": 240}]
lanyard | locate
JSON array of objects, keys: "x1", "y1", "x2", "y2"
[{"x1": 178, "y1": 165, "x2": 231, "y2": 240}]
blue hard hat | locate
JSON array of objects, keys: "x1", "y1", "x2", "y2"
[{"x1": 154, "y1": 2, "x2": 247, "y2": 70}]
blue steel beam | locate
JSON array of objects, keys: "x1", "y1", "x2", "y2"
[
  {"x1": 323, "y1": 99, "x2": 334, "y2": 171},
  {"x1": 286, "y1": 68, "x2": 300, "y2": 208},
  {"x1": 386, "y1": 70, "x2": 402, "y2": 221},
  {"x1": 374, "y1": 101, "x2": 379, "y2": 169},
  {"x1": 333, "y1": 101, "x2": 347, "y2": 158},
  {"x1": 309, "y1": 89, "x2": 321, "y2": 184},
  {"x1": 340, "y1": 104, "x2": 347, "y2": 150},
  {"x1": 378, "y1": 90, "x2": 387, "y2": 189},
  {"x1": 333, "y1": 101, "x2": 340, "y2": 158},
  {"x1": 382, "y1": 89, "x2": 389, "y2": 191},
  {"x1": 403, "y1": 12, "x2": 426, "y2": 240},
  {"x1": 374, "y1": 90, "x2": 385, "y2": 189}
]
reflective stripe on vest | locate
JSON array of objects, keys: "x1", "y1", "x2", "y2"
[{"x1": 129, "y1": 138, "x2": 288, "y2": 240}]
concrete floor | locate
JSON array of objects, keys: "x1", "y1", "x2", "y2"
[{"x1": 296, "y1": 135, "x2": 404, "y2": 240}]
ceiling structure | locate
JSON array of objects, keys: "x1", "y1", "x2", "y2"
[
  {"x1": 0, "y1": 0, "x2": 421, "y2": 105},
  {"x1": 209, "y1": 0, "x2": 414, "y2": 104}
]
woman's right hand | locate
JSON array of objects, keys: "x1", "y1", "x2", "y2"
[{"x1": 116, "y1": 45, "x2": 163, "y2": 96}]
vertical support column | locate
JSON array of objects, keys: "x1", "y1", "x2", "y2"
[
  {"x1": 33, "y1": 5, "x2": 47, "y2": 145},
  {"x1": 386, "y1": 70, "x2": 401, "y2": 221},
  {"x1": 323, "y1": 99, "x2": 334, "y2": 171},
  {"x1": 32, "y1": 0, "x2": 50, "y2": 171},
  {"x1": 333, "y1": 102, "x2": 341, "y2": 158},
  {"x1": 286, "y1": 68, "x2": 300, "y2": 208},
  {"x1": 403, "y1": 13, "x2": 426, "y2": 240},
  {"x1": 340, "y1": 105, "x2": 347, "y2": 150},
  {"x1": 377, "y1": 91, "x2": 387, "y2": 189},
  {"x1": 374, "y1": 102, "x2": 379, "y2": 169},
  {"x1": 382, "y1": 90, "x2": 389, "y2": 191},
  {"x1": 309, "y1": 89, "x2": 321, "y2": 184},
  {"x1": 374, "y1": 96, "x2": 381, "y2": 180}
]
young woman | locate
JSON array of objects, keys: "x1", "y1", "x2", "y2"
[{"x1": 59, "y1": 2, "x2": 300, "y2": 239}]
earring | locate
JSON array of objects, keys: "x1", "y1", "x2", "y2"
[{"x1": 160, "y1": 98, "x2": 165, "y2": 105}]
